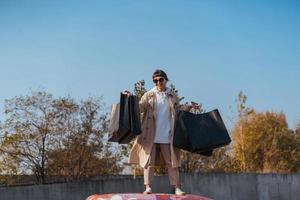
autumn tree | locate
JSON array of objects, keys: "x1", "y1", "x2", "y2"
[
  {"x1": 0, "y1": 91, "x2": 123, "y2": 185},
  {"x1": 230, "y1": 91, "x2": 254, "y2": 171},
  {"x1": 0, "y1": 91, "x2": 58, "y2": 184},
  {"x1": 46, "y1": 97, "x2": 123, "y2": 181},
  {"x1": 232, "y1": 110, "x2": 300, "y2": 173}
]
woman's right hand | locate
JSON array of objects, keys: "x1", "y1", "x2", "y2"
[{"x1": 122, "y1": 90, "x2": 131, "y2": 95}]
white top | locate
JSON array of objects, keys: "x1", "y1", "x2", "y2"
[{"x1": 151, "y1": 87, "x2": 171, "y2": 144}]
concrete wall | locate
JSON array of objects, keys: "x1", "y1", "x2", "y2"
[
  {"x1": 0, "y1": 175, "x2": 134, "y2": 187},
  {"x1": 0, "y1": 173, "x2": 299, "y2": 200}
]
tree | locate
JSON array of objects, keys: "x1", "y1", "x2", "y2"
[
  {"x1": 46, "y1": 97, "x2": 123, "y2": 181},
  {"x1": 232, "y1": 91, "x2": 254, "y2": 171},
  {"x1": 0, "y1": 91, "x2": 123, "y2": 185},
  {"x1": 0, "y1": 154, "x2": 21, "y2": 186},
  {"x1": 0, "y1": 91, "x2": 57, "y2": 184},
  {"x1": 232, "y1": 110, "x2": 300, "y2": 172},
  {"x1": 236, "y1": 91, "x2": 254, "y2": 118},
  {"x1": 134, "y1": 80, "x2": 147, "y2": 100}
]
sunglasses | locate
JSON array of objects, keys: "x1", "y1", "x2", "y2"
[{"x1": 153, "y1": 77, "x2": 165, "y2": 84}]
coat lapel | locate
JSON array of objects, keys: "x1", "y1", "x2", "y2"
[{"x1": 148, "y1": 92, "x2": 156, "y2": 121}]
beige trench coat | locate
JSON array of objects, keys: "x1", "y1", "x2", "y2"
[{"x1": 128, "y1": 89, "x2": 190, "y2": 168}]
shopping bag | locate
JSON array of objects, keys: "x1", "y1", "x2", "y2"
[
  {"x1": 173, "y1": 109, "x2": 231, "y2": 155},
  {"x1": 118, "y1": 95, "x2": 142, "y2": 144},
  {"x1": 108, "y1": 92, "x2": 142, "y2": 144},
  {"x1": 108, "y1": 92, "x2": 131, "y2": 142}
]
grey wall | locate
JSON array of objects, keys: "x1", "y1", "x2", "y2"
[{"x1": 0, "y1": 173, "x2": 299, "y2": 200}]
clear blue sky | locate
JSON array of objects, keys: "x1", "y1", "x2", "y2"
[{"x1": 0, "y1": 0, "x2": 299, "y2": 130}]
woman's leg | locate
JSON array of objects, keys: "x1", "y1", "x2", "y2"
[
  {"x1": 144, "y1": 144, "x2": 157, "y2": 188},
  {"x1": 159, "y1": 144, "x2": 180, "y2": 187}
]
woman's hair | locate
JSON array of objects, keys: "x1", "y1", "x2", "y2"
[{"x1": 152, "y1": 69, "x2": 169, "y2": 81}]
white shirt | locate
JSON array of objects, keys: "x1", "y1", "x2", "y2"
[{"x1": 152, "y1": 87, "x2": 171, "y2": 144}]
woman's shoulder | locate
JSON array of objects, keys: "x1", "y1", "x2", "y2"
[{"x1": 142, "y1": 90, "x2": 155, "y2": 98}]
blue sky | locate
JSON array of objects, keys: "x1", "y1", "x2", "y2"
[{"x1": 0, "y1": 0, "x2": 299, "y2": 130}]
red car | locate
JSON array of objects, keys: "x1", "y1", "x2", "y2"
[{"x1": 86, "y1": 193, "x2": 213, "y2": 200}]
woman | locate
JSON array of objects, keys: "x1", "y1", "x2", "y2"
[{"x1": 128, "y1": 69, "x2": 198, "y2": 195}]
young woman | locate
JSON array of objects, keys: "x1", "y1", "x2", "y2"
[{"x1": 128, "y1": 69, "x2": 198, "y2": 195}]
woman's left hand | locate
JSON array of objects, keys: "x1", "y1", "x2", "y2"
[{"x1": 191, "y1": 101, "x2": 200, "y2": 109}]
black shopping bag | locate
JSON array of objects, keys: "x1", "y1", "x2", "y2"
[
  {"x1": 173, "y1": 109, "x2": 231, "y2": 155},
  {"x1": 108, "y1": 93, "x2": 131, "y2": 142},
  {"x1": 108, "y1": 93, "x2": 142, "y2": 144},
  {"x1": 119, "y1": 95, "x2": 142, "y2": 144}
]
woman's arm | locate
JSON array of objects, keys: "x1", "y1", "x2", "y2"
[
  {"x1": 178, "y1": 103, "x2": 192, "y2": 112},
  {"x1": 139, "y1": 93, "x2": 148, "y2": 114},
  {"x1": 173, "y1": 94, "x2": 192, "y2": 112}
]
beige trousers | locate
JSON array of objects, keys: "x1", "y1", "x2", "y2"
[{"x1": 144, "y1": 143, "x2": 180, "y2": 186}]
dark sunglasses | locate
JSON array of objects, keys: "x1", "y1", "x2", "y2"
[{"x1": 153, "y1": 77, "x2": 165, "y2": 84}]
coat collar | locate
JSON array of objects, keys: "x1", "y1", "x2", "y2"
[{"x1": 149, "y1": 86, "x2": 174, "y2": 97}]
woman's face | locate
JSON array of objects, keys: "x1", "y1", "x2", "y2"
[{"x1": 153, "y1": 76, "x2": 167, "y2": 91}]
